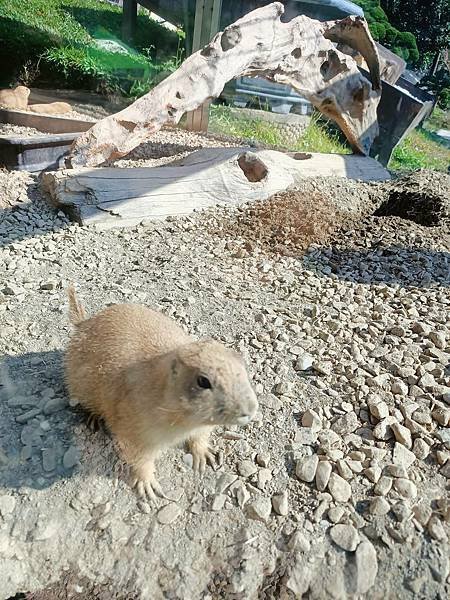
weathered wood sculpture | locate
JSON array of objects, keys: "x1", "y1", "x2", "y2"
[
  {"x1": 43, "y1": 148, "x2": 390, "y2": 228},
  {"x1": 69, "y1": 2, "x2": 381, "y2": 167}
]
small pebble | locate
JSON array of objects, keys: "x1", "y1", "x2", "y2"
[
  {"x1": 327, "y1": 473, "x2": 351, "y2": 503},
  {"x1": 296, "y1": 455, "x2": 319, "y2": 483},
  {"x1": 370, "y1": 497, "x2": 390, "y2": 516},
  {"x1": 272, "y1": 490, "x2": 289, "y2": 516},
  {"x1": 246, "y1": 497, "x2": 272, "y2": 523},
  {"x1": 157, "y1": 503, "x2": 182, "y2": 525},
  {"x1": 329, "y1": 523, "x2": 359, "y2": 551}
]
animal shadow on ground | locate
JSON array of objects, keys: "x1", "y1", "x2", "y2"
[{"x1": 0, "y1": 350, "x2": 118, "y2": 491}]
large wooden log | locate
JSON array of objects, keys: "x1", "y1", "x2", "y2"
[
  {"x1": 69, "y1": 2, "x2": 381, "y2": 168},
  {"x1": 44, "y1": 148, "x2": 390, "y2": 229}
]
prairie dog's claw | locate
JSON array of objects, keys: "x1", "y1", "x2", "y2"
[
  {"x1": 86, "y1": 413, "x2": 103, "y2": 432},
  {"x1": 133, "y1": 476, "x2": 168, "y2": 503},
  {"x1": 192, "y1": 448, "x2": 217, "y2": 475}
]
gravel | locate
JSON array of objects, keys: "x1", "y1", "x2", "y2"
[{"x1": 0, "y1": 137, "x2": 449, "y2": 599}]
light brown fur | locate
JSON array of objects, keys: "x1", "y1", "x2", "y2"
[
  {"x1": 64, "y1": 286, "x2": 258, "y2": 500},
  {"x1": 0, "y1": 85, "x2": 30, "y2": 110},
  {"x1": 29, "y1": 101, "x2": 72, "y2": 115}
]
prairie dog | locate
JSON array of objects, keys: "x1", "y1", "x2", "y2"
[
  {"x1": 65, "y1": 287, "x2": 258, "y2": 500},
  {"x1": 0, "y1": 85, "x2": 30, "y2": 110}
]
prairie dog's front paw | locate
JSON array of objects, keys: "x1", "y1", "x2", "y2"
[
  {"x1": 190, "y1": 445, "x2": 217, "y2": 474},
  {"x1": 131, "y1": 458, "x2": 167, "y2": 502},
  {"x1": 132, "y1": 473, "x2": 167, "y2": 502}
]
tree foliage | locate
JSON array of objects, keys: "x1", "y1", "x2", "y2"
[
  {"x1": 353, "y1": 0, "x2": 420, "y2": 64},
  {"x1": 381, "y1": 0, "x2": 450, "y2": 59}
]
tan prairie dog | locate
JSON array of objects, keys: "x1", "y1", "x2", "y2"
[
  {"x1": 29, "y1": 101, "x2": 72, "y2": 115},
  {"x1": 0, "y1": 85, "x2": 30, "y2": 110},
  {"x1": 65, "y1": 287, "x2": 258, "y2": 500}
]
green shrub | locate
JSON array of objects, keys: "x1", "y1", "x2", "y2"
[
  {"x1": 0, "y1": 0, "x2": 180, "y2": 91},
  {"x1": 353, "y1": 0, "x2": 419, "y2": 65},
  {"x1": 421, "y1": 69, "x2": 450, "y2": 110},
  {"x1": 438, "y1": 88, "x2": 450, "y2": 110},
  {"x1": 384, "y1": 25, "x2": 398, "y2": 44}
]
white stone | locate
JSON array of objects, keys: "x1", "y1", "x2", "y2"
[
  {"x1": 374, "y1": 476, "x2": 392, "y2": 496},
  {"x1": 327, "y1": 473, "x2": 352, "y2": 503},
  {"x1": 336, "y1": 459, "x2": 353, "y2": 480},
  {"x1": 429, "y1": 331, "x2": 446, "y2": 349},
  {"x1": 390, "y1": 422, "x2": 412, "y2": 449},
  {"x1": 246, "y1": 497, "x2": 272, "y2": 522},
  {"x1": 272, "y1": 490, "x2": 289, "y2": 516},
  {"x1": 363, "y1": 466, "x2": 382, "y2": 483},
  {"x1": 327, "y1": 506, "x2": 345, "y2": 523},
  {"x1": 288, "y1": 530, "x2": 311, "y2": 552},
  {"x1": 394, "y1": 478, "x2": 417, "y2": 499},
  {"x1": 432, "y1": 407, "x2": 450, "y2": 426},
  {"x1": 256, "y1": 453, "x2": 270, "y2": 468},
  {"x1": 211, "y1": 494, "x2": 227, "y2": 511},
  {"x1": 157, "y1": 503, "x2": 182, "y2": 524},
  {"x1": 302, "y1": 409, "x2": 322, "y2": 432},
  {"x1": 237, "y1": 460, "x2": 257, "y2": 477},
  {"x1": 392, "y1": 442, "x2": 416, "y2": 468},
  {"x1": 368, "y1": 398, "x2": 389, "y2": 420},
  {"x1": 427, "y1": 515, "x2": 447, "y2": 541},
  {"x1": 356, "y1": 541, "x2": 378, "y2": 594},
  {"x1": 0, "y1": 495, "x2": 16, "y2": 516},
  {"x1": 295, "y1": 354, "x2": 314, "y2": 371},
  {"x1": 296, "y1": 455, "x2": 319, "y2": 483},
  {"x1": 329, "y1": 523, "x2": 359, "y2": 551},
  {"x1": 412, "y1": 438, "x2": 429, "y2": 460},
  {"x1": 373, "y1": 417, "x2": 396, "y2": 440},
  {"x1": 315, "y1": 460, "x2": 332, "y2": 492},
  {"x1": 391, "y1": 380, "x2": 408, "y2": 395},
  {"x1": 370, "y1": 497, "x2": 390, "y2": 516},
  {"x1": 331, "y1": 411, "x2": 358, "y2": 435}
]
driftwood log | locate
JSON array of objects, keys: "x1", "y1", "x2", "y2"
[
  {"x1": 69, "y1": 2, "x2": 381, "y2": 168},
  {"x1": 44, "y1": 148, "x2": 390, "y2": 228}
]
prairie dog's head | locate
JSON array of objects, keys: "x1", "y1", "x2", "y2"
[{"x1": 164, "y1": 339, "x2": 258, "y2": 427}]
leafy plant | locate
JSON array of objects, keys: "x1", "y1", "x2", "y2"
[
  {"x1": 0, "y1": 0, "x2": 181, "y2": 92},
  {"x1": 353, "y1": 0, "x2": 419, "y2": 65}
]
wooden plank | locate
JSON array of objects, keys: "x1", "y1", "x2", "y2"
[
  {"x1": 185, "y1": 0, "x2": 222, "y2": 132},
  {"x1": 122, "y1": 0, "x2": 137, "y2": 44},
  {"x1": 42, "y1": 148, "x2": 391, "y2": 229}
]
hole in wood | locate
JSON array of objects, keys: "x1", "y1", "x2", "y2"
[
  {"x1": 293, "y1": 152, "x2": 312, "y2": 160},
  {"x1": 320, "y1": 50, "x2": 348, "y2": 81},
  {"x1": 291, "y1": 48, "x2": 302, "y2": 59},
  {"x1": 220, "y1": 25, "x2": 242, "y2": 51},
  {"x1": 118, "y1": 120, "x2": 137, "y2": 132},
  {"x1": 237, "y1": 154, "x2": 268, "y2": 182}
]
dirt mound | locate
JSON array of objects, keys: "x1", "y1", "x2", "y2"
[{"x1": 213, "y1": 190, "x2": 348, "y2": 257}]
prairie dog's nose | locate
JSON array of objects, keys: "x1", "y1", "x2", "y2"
[{"x1": 236, "y1": 388, "x2": 258, "y2": 425}]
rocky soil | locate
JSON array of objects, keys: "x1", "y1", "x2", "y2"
[{"x1": 0, "y1": 134, "x2": 449, "y2": 599}]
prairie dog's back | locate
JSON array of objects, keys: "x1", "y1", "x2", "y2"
[{"x1": 65, "y1": 303, "x2": 191, "y2": 415}]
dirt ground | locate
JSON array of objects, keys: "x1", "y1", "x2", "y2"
[{"x1": 0, "y1": 128, "x2": 449, "y2": 599}]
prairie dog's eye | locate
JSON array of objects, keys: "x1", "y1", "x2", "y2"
[{"x1": 197, "y1": 375, "x2": 212, "y2": 389}]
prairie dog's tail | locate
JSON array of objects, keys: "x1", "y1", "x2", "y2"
[{"x1": 67, "y1": 284, "x2": 86, "y2": 326}]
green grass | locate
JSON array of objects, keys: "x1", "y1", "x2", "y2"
[
  {"x1": 208, "y1": 105, "x2": 350, "y2": 154},
  {"x1": 0, "y1": 0, "x2": 181, "y2": 93},
  {"x1": 389, "y1": 127, "x2": 450, "y2": 172},
  {"x1": 209, "y1": 104, "x2": 449, "y2": 173},
  {"x1": 423, "y1": 106, "x2": 450, "y2": 132}
]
